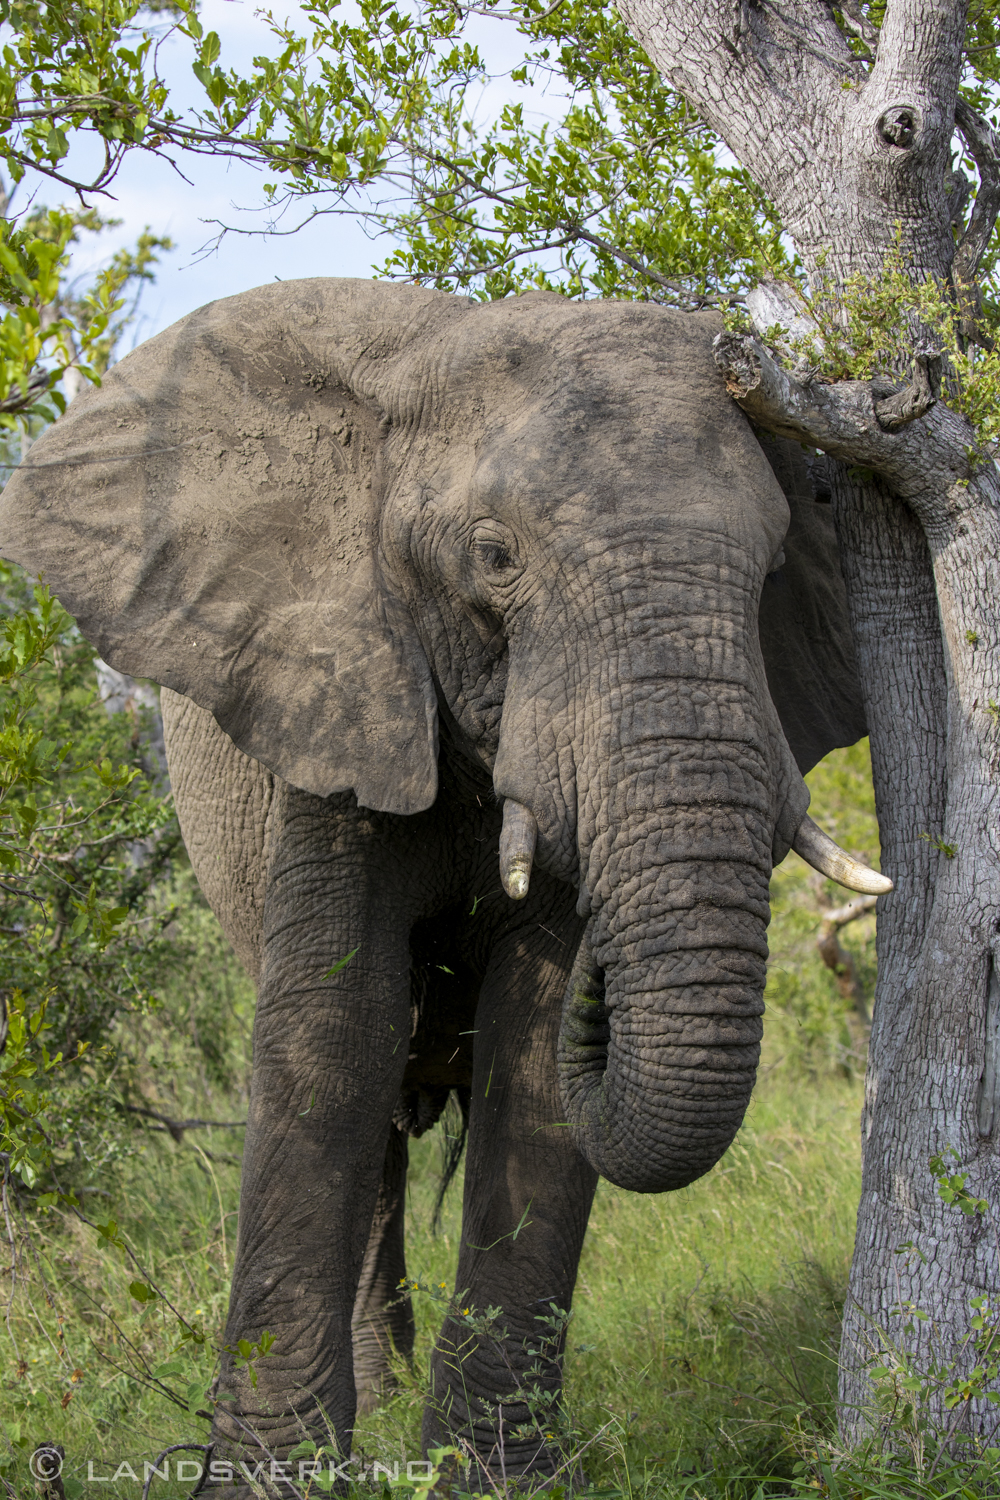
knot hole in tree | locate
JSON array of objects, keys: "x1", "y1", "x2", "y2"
[{"x1": 877, "y1": 107, "x2": 919, "y2": 150}]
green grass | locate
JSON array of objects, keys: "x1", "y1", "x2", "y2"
[
  {"x1": 0, "y1": 1072, "x2": 864, "y2": 1497},
  {"x1": 9, "y1": 742, "x2": 992, "y2": 1498},
  {"x1": 357, "y1": 1075, "x2": 862, "y2": 1496}
]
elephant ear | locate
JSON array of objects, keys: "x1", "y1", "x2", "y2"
[
  {"x1": 755, "y1": 433, "x2": 868, "y2": 775},
  {"x1": 0, "y1": 279, "x2": 469, "y2": 813}
]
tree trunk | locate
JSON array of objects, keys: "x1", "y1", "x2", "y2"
[
  {"x1": 613, "y1": 0, "x2": 1000, "y2": 1440},
  {"x1": 711, "y1": 328, "x2": 1000, "y2": 1437}
]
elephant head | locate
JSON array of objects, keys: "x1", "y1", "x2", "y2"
[{"x1": 0, "y1": 279, "x2": 882, "y2": 1194}]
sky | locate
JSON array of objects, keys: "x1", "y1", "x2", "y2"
[{"x1": 10, "y1": 0, "x2": 553, "y2": 352}]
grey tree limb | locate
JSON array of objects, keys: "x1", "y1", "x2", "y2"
[
  {"x1": 954, "y1": 98, "x2": 1000, "y2": 284},
  {"x1": 866, "y1": 0, "x2": 965, "y2": 106},
  {"x1": 619, "y1": 0, "x2": 966, "y2": 283},
  {"x1": 712, "y1": 330, "x2": 969, "y2": 504},
  {"x1": 953, "y1": 98, "x2": 1000, "y2": 347},
  {"x1": 615, "y1": 0, "x2": 855, "y2": 230},
  {"x1": 124, "y1": 1105, "x2": 247, "y2": 1143}
]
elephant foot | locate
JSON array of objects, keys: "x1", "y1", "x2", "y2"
[
  {"x1": 203, "y1": 1442, "x2": 354, "y2": 1500},
  {"x1": 206, "y1": 1392, "x2": 352, "y2": 1499},
  {"x1": 421, "y1": 1399, "x2": 570, "y2": 1490}
]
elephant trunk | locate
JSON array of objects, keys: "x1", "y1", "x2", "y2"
[
  {"x1": 558, "y1": 910, "x2": 766, "y2": 1193},
  {"x1": 494, "y1": 543, "x2": 812, "y2": 1194},
  {"x1": 556, "y1": 718, "x2": 786, "y2": 1193}
]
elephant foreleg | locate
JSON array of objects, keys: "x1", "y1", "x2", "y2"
[
  {"x1": 210, "y1": 783, "x2": 415, "y2": 1468},
  {"x1": 422, "y1": 886, "x2": 597, "y2": 1483},
  {"x1": 352, "y1": 1124, "x2": 415, "y2": 1413}
]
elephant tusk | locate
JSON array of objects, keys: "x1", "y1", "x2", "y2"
[
  {"x1": 791, "y1": 813, "x2": 893, "y2": 895},
  {"x1": 499, "y1": 800, "x2": 537, "y2": 900}
]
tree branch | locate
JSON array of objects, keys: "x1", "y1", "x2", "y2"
[
  {"x1": 821, "y1": 893, "x2": 880, "y2": 929},
  {"x1": 0, "y1": 369, "x2": 52, "y2": 414},
  {"x1": 953, "y1": 98, "x2": 1000, "y2": 341},
  {"x1": 565, "y1": 223, "x2": 736, "y2": 305},
  {"x1": 831, "y1": 0, "x2": 878, "y2": 52},
  {"x1": 712, "y1": 330, "x2": 972, "y2": 505},
  {"x1": 377, "y1": 140, "x2": 742, "y2": 306},
  {"x1": 124, "y1": 1105, "x2": 247, "y2": 1143},
  {"x1": 866, "y1": 0, "x2": 965, "y2": 103},
  {"x1": 816, "y1": 892, "x2": 878, "y2": 1026}
]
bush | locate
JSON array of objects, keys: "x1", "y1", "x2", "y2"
[{"x1": 0, "y1": 561, "x2": 182, "y2": 1194}]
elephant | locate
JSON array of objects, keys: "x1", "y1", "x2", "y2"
[{"x1": 0, "y1": 279, "x2": 887, "y2": 1480}]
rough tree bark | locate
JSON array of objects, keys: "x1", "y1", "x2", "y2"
[{"x1": 611, "y1": 0, "x2": 1000, "y2": 1440}]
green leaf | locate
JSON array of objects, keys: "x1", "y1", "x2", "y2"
[
  {"x1": 323, "y1": 947, "x2": 359, "y2": 979},
  {"x1": 185, "y1": 1378, "x2": 208, "y2": 1410}
]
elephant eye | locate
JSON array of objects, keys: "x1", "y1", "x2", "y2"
[
  {"x1": 471, "y1": 526, "x2": 520, "y2": 576},
  {"x1": 479, "y1": 542, "x2": 513, "y2": 571}
]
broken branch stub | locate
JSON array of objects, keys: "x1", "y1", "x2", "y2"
[{"x1": 873, "y1": 351, "x2": 938, "y2": 431}]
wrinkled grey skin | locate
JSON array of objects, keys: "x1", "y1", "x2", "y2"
[{"x1": 0, "y1": 281, "x2": 865, "y2": 1478}]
